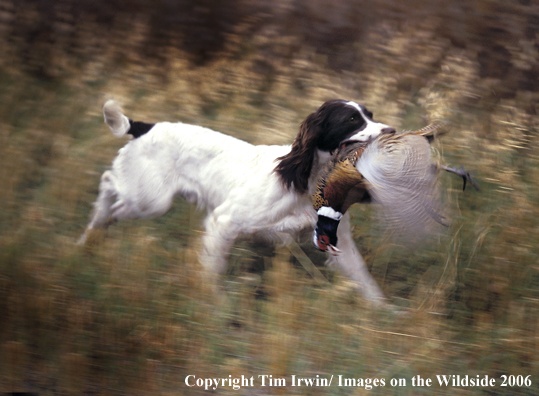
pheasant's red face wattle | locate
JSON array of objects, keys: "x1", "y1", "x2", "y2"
[{"x1": 317, "y1": 234, "x2": 330, "y2": 251}]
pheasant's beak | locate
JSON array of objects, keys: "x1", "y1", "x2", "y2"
[
  {"x1": 327, "y1": 244, "x2": 342, "y2": 256},
  {"x1": 313, "y1": 231, "x2": 342, "y2": 255}
]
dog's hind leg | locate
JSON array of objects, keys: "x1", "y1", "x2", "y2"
[{"x1": 78, "y1": 170, "x2": 119, "y2": 244}]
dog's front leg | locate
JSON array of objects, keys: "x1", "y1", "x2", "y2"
[
  {"x1": 198, "y1": 213, "x2": 239, "y2": 287},
  {"x1": 328, "y1": 213, "x2": 387, "y2": 304}
]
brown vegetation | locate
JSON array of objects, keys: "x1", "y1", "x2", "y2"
[{"x1": 1, "y1": 0, "x2": 539, "y2": 394}]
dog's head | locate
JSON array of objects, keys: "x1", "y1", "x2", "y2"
[{"x1": 275, "y1": 100, "x2": 395, "y2": 193}]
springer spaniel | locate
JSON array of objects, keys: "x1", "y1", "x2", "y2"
[{"x1": 79, "y1": 99, "x2": 396, "y2": 303}]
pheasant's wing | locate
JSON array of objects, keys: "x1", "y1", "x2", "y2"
[{"x1": 356, "y1": 134, "x2": 447, "y2": 238}]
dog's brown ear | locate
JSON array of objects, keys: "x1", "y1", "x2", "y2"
[{"x1": 274, "y1": 112, "x2": 320, "y2": 194}]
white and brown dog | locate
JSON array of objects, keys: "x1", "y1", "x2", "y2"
[{"x1": 80, "y1": 99, "x2": 395, "y2": 302}]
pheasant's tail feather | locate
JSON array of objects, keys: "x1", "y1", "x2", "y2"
[{"x1": 402, "y1": 122, "x2": 448, "y2": 142}]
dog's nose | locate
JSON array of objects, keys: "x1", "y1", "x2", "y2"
[{"x1": 381, "y1": 127, "x2": 396, "y2": 134}]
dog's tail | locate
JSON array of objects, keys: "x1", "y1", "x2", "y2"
[
  {"x1": 103, "y1": 100, "x2": 131, "y2": 137},
  {"x1": 103, "y1": 100, "x2": 156, "y2": 138}
]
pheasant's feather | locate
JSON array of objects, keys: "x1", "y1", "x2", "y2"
[
  {"x1": 357, "y1": 132, "x2": 445, "y2": 236},
  {"x1": 313, "y1": 146, "x2": 367, "y2": 212},
  {"x1": 313, "y1": 124, "x2": 447, "y2": 238}
]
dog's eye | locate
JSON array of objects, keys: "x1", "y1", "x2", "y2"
[{"x1": 349, "y1": 116, "x2": 357, "y2": 123}]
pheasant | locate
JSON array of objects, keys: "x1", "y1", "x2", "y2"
[{"x1": 312, "y1": 124, "x2": 478, "y2": 252}]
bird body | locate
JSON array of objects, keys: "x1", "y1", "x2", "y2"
[{"x1": 312, "y1": 124, "x2": 475, "y2": 252}]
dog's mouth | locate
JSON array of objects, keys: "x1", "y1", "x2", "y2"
[
  {"x1": 339, "y1": 139, "x2": 365, "y2": 151},
  {"x1": 338, "y1": 127, "x2": 396, "y2": 151}
]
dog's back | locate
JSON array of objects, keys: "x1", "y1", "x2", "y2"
[{"x1": 81, "y1": 101, "x2": 300, "y2": 237}]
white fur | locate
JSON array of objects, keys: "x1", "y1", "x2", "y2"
[
  {"x1": 103, "y1": 100, "x2": 131, "y2": 137},
  {"x1": 344, "y1": 101, "x2": 390, "y2": 143},
  {"x1": 80, "y1": 101, "x2": 390, "y2": 303}
]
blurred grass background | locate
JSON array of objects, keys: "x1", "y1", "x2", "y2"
[{"x1": 1, "y1": 0, "x2": 539, "y2": 394}]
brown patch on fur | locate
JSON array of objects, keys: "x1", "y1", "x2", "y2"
[{"x1": 274, "y1": 112, "x2": 321, "y2": 194}]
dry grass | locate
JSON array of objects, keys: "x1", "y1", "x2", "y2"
[{"x1": 1, "y1": 2, "x2": 539, "y2": 395}]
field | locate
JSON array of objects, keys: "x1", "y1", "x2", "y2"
[{"x1": 1, "y1": 0, "x2": 539, "y2": 394}]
